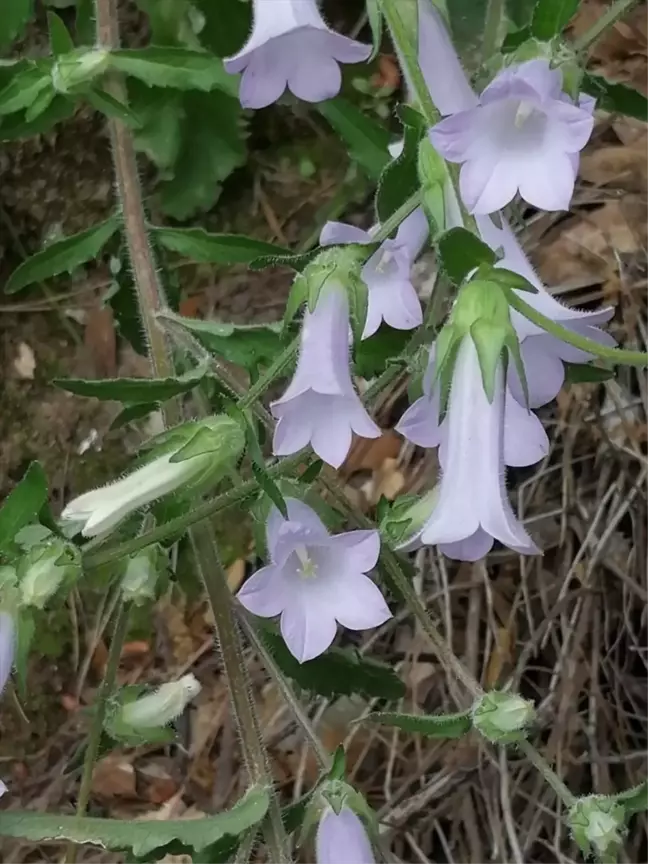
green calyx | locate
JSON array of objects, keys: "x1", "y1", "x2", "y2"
[
  {"x1": 17, "y1": 539, "x2": 81, "y2": 609},
  {"x1": 52, "y1": 49, "x2": 110, "y2": 94},
  {"x1": 120, "y1": 545, "x2": 168, "y2": 605},
  {"x1": 472, "y1": 691, "x2": 536, "y2": 744},
  {"x1": 568, "y1": 795, "x2": 627, "y2": 863},
  {"x1": 381, "y1": 488, "x2": 439, "y2": 547}
]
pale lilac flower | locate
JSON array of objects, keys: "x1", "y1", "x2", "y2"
[
  {"x1": 316, "y1": 806, "x2": 376, "y2": 864},
  {"x1": 224, "y1": 0, "x2": 370, "y2": 109},
  {"x1": 320, "y1": 210, "x2": 428, "y2": 338},
  {"x1": 271, "y1": 283, "x2": 380, "y2": 468},
  {"x1": 402, "y1": 339, "x2": 539, "y2": 561},
  {"x1": 396, "y1": 347, "x2": 550, "y2": 469},
  {"x1": 0, "y1": 779, "x2": 6, "y2": 797},
  {"x1": 0, "y1": 612, "x2": 14, "y2": 697},
  {"x1": 237, "y1": 499, "x2": 390, "y2": 662},
  {"x1": 430, "y1": 59, "x2": 595, "y2": 214},
  {"x1": 476, "y1": 214, "x2": 615, "y2": 407}
]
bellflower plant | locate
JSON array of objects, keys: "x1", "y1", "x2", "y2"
[
  {"x1": 237, "y1": 498, "x2": 390, "y2": 662},
  {"x1": 224, "y1": 0, "x2": 370, "y2": 108},
  {"x1": 271, "y1": 281, "x2": 381, "y2": 468},
  {"x1": 319, "y1": 209, "x2": 428, "y2": 338},
  {"x1": 0, "y1": 611, "x2": 14, "y2": 698},
  {"x1": 316, "y1": 806, "x2": 376, "y2": 864},
  {"x1": 430, "y1": 59, "x2": 595, "y2": 213}
]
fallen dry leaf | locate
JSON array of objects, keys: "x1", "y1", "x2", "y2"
[
  {"x1": 13, "y1": 342, "x2": 36, "y2": 379},
  {"x1": 91, "y1": 755, "x2": 137, "y2": 800}
]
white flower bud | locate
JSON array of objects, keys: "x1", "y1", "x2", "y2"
[
  {"x1": 120, "y1": 674, "x2": 201, "y2": 729},
  {"x1": 569, "y1": 795, "x2": 626, "y2": 861},
  {"x1": 18, "y1": 541, "x2": 81, "y2": 609},
  {"x1": 472, "y1": 691, "x2": 535, "y2": 743},
  {"x1": 121, "y1": 546, "x2": 166, "y2": 605}
]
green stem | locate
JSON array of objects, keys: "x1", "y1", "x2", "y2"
[
  {"x1": 66, "y1": 602, "x2": 130, "y2": 863},
  {"x1": 572, "y1": 0, "x2": 639, "y2": 53},
  {"x1": 518, "y1": 740, "x2": 576, "y2": 807},
  {"x1": 379, "y1": 0, "x2": 440, "y2": 127},
  {"x1": 482, "y1": 0, "x2": 506, "y2": 61},
  {"x1": 82, "y1": 452, "x2": 307, "y2": 569},
  {"x1": 238, "y1": 338, "x2": 300, "y2": 410},
  {"x1": 506, "y1": 289, "x2": 648, "y2": 366},
  {"x1": 371, "y1": 190, "x2": 422, "y2": 243},
  {"x1": 190, "y1": 524, "x2": 290, "y2": 863}
]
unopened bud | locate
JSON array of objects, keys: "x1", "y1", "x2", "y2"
[
  {"x1": 568, "y1": 795, "x2": 626, "y2": 861},
  {"x1": 121, "y1": 546, "x2": 166, "y2": 605},
  {"x1": 18, "y1": 540, "x2": 81, "y2": 609},
  {"x1": 120, "y1": 674, "x2": 201, "y2": 728},
  {"x1": 472, "y1": 691, "x2": 535, "y2": 743}
]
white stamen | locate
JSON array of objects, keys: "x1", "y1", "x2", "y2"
[{"x1": 514, "y1": 100, "x2": 535, "y2": 128}]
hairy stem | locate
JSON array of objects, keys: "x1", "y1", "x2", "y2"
[
  {"x1": 482, "y1": 0, "x2": 506, "y2": 61},
  {"x1": 66, "y1": 602, "x2": 130, "y2": 863},
  {"x1": 572, "y1": 0, "x2": 640, "y2": 53},
  {"x1": 518, "y1": 740, "x2": 576, "y2": 807},
  {"x1": 190, "y1": 524, "x2": 290, "y2": 862}
]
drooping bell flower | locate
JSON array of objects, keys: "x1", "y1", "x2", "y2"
[
  {"x1": 319, "y1": 209, "x2": 428, "y2": 338},
  {"x1": 316, "y1": 806, "x2": 376, "y2": 864},
  {"x1": 0, "y1": 612, "x2": 14, "y2": 698},
  {"x1": 430, "y1": 59, "x2": 595, "y2": 214},
  {"x1": 61, "y1": 416, "x2": 245, "y2": 538},
  {"x1": 224, "y1": 0, "x2": 370, "y2": 109},
  {"x1": 271, "y1": 281, "x2": 381, "y2": 468},
  {"x1": 120, "y1": 674, "x2": 201, "y2": 729},
  {"x1": 237, "y1": 498, "x2": 390, "y2": 662},
  {"x1": 476, "y1": 214, "x2": 616, "y2": 407},
  {"x1": 407, "y1": 339, "x2": 539, "y2": 561}
]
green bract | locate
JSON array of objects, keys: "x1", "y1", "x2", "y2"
[
  {"x1": 472, "y1": 691, "x2": 536, "y2": 744},
  {"x1": 51, "y1": 49, "x2": 110, "y2": 94},
  {"x1": 568, "y1": 795, "x2": 627, "y2": 863},
  {"x1": 17, "y1": 539, "x2": 81, "y2": 609},
  {"x1": 120, "y1": 545, "x2": 168, "y2": 605}
]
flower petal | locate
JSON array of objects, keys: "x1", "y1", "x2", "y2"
[
  {"x1": 396, "y1": 393, "x2": 442, "y2": 449},
  {"x1": 238, "y1": 51, "x2": 288, "y2": 109},
  {"x1": 316, "y1": 807, "x2": 375, "y2": 864},
  {"x1": 320, "y1": 221, "x2": 371, "y2": 246},
  {"x1": 517, "y1": 150, "x2": 576, "y2": 211},
  {"x1": 288, "y1": 47, "x2": 342, "y2": 103},
  {"x1": 280, "y1": 596, "x2": 338, "y2": 662},
  {"x1": 508, "y1": 337, "x2": 566, "y2": 408},
  {"x1": 327, "y1": 529, "x2": 381, "y2": 572},
  {"x1": 331, "y1": 573, "x2": 391, "y2": 630},
  {"x1": 439, "y1": 528, "x2": 494, "y2": 561},
  {"x1": 272, "y1": 409, "x2": 313, "y2": 457},
  {"x1": 460, "y1": 153, "x2": 521, "y2": 214},
  {"x1": 237, "y1": 565, "x2": 289, "y2": 617},
  {"x1": 311, "y1": 419, "x2": 353, "y2": 468},
  {"x1": 0, "y1": 613, "x2": 14, "y2": 696},
  {"x1": 504, "y1": 392, "x2": 549, "y2": 467}
]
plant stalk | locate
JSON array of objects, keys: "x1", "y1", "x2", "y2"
[
  {"x1": 482, "y1": 0, "x2": 506, "y2": 61},
  {"x1": 66, "y1": 602, "x2": 130, "y2": 863},
  {"x1": 572, "y1": 0, "x2": 639, "y2": 53}
]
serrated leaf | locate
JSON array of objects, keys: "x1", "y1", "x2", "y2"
[
  {"x1": 158, "y1": 311, "x2": 285, "y2": 372},
  {"x1": 0, "y1": 462, "x2": 48, "y2": 553},
  {"x1": 0, "y1": 786, "x2": 269, "y2": 858},
  {"x1": 109, "y1": 403, "x2": 160, "y2": 430},
  {"x1": 47, "y1": 10, "x2": 74, "y2": 56},
  {"x1": 86, "y1": 88, "x2": 142, "y2": 127},
  {"x1": 317, "y1": 98, "x2": 390, "y2": 180},
  {"x1": 6, "y1": 216, "x2": 120, "y2": 293},
  {"x1": 234, "y1": 407, "x2": 289, "y2": 518},
  {"x1": 614, "y1": 780, "x2": 647, "y2": 815},
  {"x1": 255, "y1": 623, "x2": 406, "y2": 700},
  {"x1": 438, "y1": 227, "x2": 497, "y2": 285},
  {"x1": 24, "y1": 83, "x2": 56, "y2": 122},
  {"x1": 362, "y1": 709, "x2": 473, "y2": 738},
  {"x1": 581, "y1": 72, "x2": 648, "y2": 122},
  {"x1": 0, "y1": 62, "x2": 52, "y2": 116},
  {"x1": 531, "y1": 0, "x2": 579, "y2": 40},
  {"x1": 250, "y1": 248, "x2": 320, "y2": 273},
  {"x1": 0, "y1": 93, "x2": 74, "y2": 140},
  {"x1": 0, "y1": 0, "x2": 34, "y2": 50},
  {"x1": 251, "y1": 465, "x2": 289, "y2": 519},
  {"x1": 108, "y1": 47, "x2": 236, "y2": 93},
  {"x1": 283, "y1": 273, "x2": 308, "y2": 332},
  {"x1": 366, "y1": 0, "x2": 383, "y2": 59},
  {"x1": 55, "y1": 360, "x2": 207, "y2": 405},
  {"x1": 564, "y1": 362, "x2": 615, "y2": 384},
  {"x1": 348, "y1": 273, "x2": 368, "y2": 344},
  {"x1": 375, "y1": 105, "x2": 426, "y2": 224},
  {"x1": 153, "y1": 226, "x2": 290, "y2": 264}
]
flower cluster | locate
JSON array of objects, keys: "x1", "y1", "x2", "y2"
[{"x1": 224, "y1": 1, "x2": 610, "y2": 565}]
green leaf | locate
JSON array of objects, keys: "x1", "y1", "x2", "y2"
[
  {"x1": 581, "y1": 72, "x2": 648, "y2": 122},
  {"x1": 54, "y1": 360, "x2": 208, "y2": 404},
  {"x1": 418, "y1": 136, "x2": 447, "y2": 238},
  {"x1": 361, "y1": 709, "x2": 473, "y2": 738},
  {"x1": 614, "y1": 780, "x2": 648, "y2": 815},
  {"x1": 564, "y1": 362, "x2": 615, "y2": 384},
  {"x1": 0, "y1": 0, "x2": 33, "y2": 49},
  {"x1": 47, "y1": 11, "x2": 74, "y2": 56},
  {"x1": 366, "y1": 0, "x2": 383, "y2": 59},
  {"x1": 0, "y1": 463, "x2": 48, "y2": 553},
  {"x1": 156, "y1": 89, "x2": 246, "y2": 220},
  {"x1": 438, "y1": 227, "x2": 497, "y2": 285},
  {"x1": 6, "y1": 216, "x2": 120, "y2": 293},
  {"x1": 317, "y1": 98, "x2": 390, "y2": 180},
  {"x1": 282, "y1": 273, "x2": 309, "y2": 331},
  {"x1": 249, "y1": 248, "x2": 320, "y2": 274},
  {"x1": 109, "y1": 403, "x2": 161, "y2": 430},
  {"x1": 531, "y1": 0, "x2": 579, "y2": 40},
  {"x1": 0, "y1": 93, "x2": 74, "y2": 141},
  {"x1": 233, "y1": 407, "x2": 289, "y2": 518},
  {"x1": 354, "y1": 326, "x2": 410, "y2": 379},
  {"x1": 0, "y1": 62, "x2": 52, "y2": 117},
  {"x1": 152, "y1": 226, "x2": 290, "y2": 264},
  {"x1": 191, "y1": 0, "x2": 252, "y2": 57},
  {"x1": 86, "y1": 88, "x2": 142, "y2": 127},
  {"x1": 375, "y1": 105, "x2": 426, "y2": 224},
  {"x1": 0, "y1": 786, "x2": 269, "y2": 859},
  {"x1": 255, "y1": 623, "x2": 406, "y2": 700},
  {"x1": 159, "y1": 311, "x2": 285, "y2": 372},
  {"x1": 108, "y1": 47, "x2": 236, "y2": 93},
  {"x1": 130, "y1": 84, "x2": 184, "y2": 169}
]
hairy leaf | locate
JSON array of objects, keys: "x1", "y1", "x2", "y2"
[
  {"x1": 564, "y1": 362, "x2": 615, "y2": 384},
  {"x1": 362, "y1": 709, "x2": 473, "y2": 738},
  {"x1": 614, "y1": 780, "x2": 648, "y2": 815},
  {"x1": 0, "y1": 786, "x2": 269, "y2": 858},
  {"x1": 255, "y1": 623, "x2": 406, "y2": 700},
  {"x1": 153, "y1": 226, "x2": 290, "y2": 264},
  {"x1": 108, "y1": 47, "x2": 236, "y2": 94},
  {"x1": 531, "y1": 0, "x2": 579, "y2": 39},
  {"x1": 0, "y1": 94, "x2": 74, "y2": 141},
  {"x1": 6, "y1": 216, "x2": 120, "y2": 293},
  {"x1": 0, "y1": 0, "x2": 34, "y2": 49},
  {"x1": 0, "y1": 62, "x2": 52, "y2": 116},
  {"x1": 317, "y1": 98, "x2": 390, "y2": 180},
  {"x1": 582, "y1": 72, "x2": 648, "y2": 122},
  {"x1": 0, "y1": 463, "x2": 48, "y2": 553},
  {"x1": 376, "y1": 105, "x2": 426, "y2": 224},
  {"x1": 438, "y1": 227, "x2": 497, "y2": 285},
  {"x1": 53, "y1": 360, "x2": 208, "y2": 404}
]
